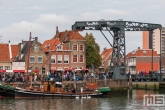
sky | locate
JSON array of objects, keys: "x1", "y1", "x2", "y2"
[{"x1": 0, "y1": 0, "x2": 165, "y2": 53}]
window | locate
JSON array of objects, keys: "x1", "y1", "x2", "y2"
[
  {"x1": 64, "y1": 55, "x2": 69, "y2": 64},
  {"x1": 79, "y1": 55, "x2": 84, "y2": 62},
  {"x1": 30, "y1": 55, "x2": 35, "y2": 63},
  {"x1": 34, "y1": 46, "x2": 39, "y2": 52},
  {"x1": 5, "y1": 66, "x2": 10, "y2": 70},
  {"x1": 51, "y1": 55, "x2": 56, "y2": 64},
  {"x1": 73, "y1": 45, "x2": 78, "y2": 51},
  {"x1": 38, "y1": 56, "x2": 43, "y2": 63},
  {"x1": 58, "y1": 55, "x2": 62, "y2": 64},
  {"x1": 73, "y1": 55, "x2": 78, "y2": 62},
  {"x1": 57, "y1": 45, "x2": 62, "y2": 50},
  {"x1": 0, "y1": 66, "x2": 3, "y2": 70},
  {"x1": 79, "y1": 44, "x2": 84, "y2": 51},
  {"x1": 35, "y1": 67, "x2": 39, "y2": 70},
  {"x1": 42, "y1": 67, "x2": 45, "y2": 74}
]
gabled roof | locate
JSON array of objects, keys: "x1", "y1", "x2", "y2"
[
  {"x1": 100, "y1": 48, "x2": 113, "y2": 61},
  {"x1": 42, "y1": 38, "x2": 67, "y2": 52},
  {"x1": 126, "y1": 49, "x2": 159, "y2": 58},
  {"x1": 56, "y1": 30, "x2": 85, "y2": 42},
  {"x1": 11, "y1": 45, "x2": 19, "y2": 61},
  {"x1": 21, "y1": 41, "x2": 34, "y2": 55},
  {"x1": 0, "y1": 44, "x2": 18, "y2": 62}
]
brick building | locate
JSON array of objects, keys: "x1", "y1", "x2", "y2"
[
  {"x1": 15, "y1": 37, "x2": 49, "y2": 74},
  {"x1": 49, "y1": 27, "x2": 86, "y2": 70},
  {"x1": 99, "y1": 48, "x2": 113, "y2": 71},
  {"x1": 126, "y1": 47, "x2": 159, "y2": 74},
  {"x1": 0, "y1": 41, "x2": 18, "y2": 72}
]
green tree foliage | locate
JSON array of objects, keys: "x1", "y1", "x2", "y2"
[{"x1": 84, "y1": 33, "x2": 102, "y2": 69}]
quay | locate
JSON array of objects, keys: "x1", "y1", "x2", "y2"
[{"x1": 2, "y1": 79, "x2": 165, "y2": 92}]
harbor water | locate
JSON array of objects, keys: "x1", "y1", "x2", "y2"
[{"x1": 0, "y1": 89, "x2": 165, "y2": 110}]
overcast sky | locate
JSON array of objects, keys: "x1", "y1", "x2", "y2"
[{"x1": 0, "y1": 0, "x2": 164, "y2": 53}]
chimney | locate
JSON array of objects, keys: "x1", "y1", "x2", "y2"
[
  {"x1": 138, "y1": 47, "x2": 140, "y2": 49},
  {"x1": 35, "y1": 37, "x2": 38, "y2": 42},
  {"x1": 56, "y1": 26, "x2": 59, "y2": 33},
  {"x1": 104, "y1": 47, "x2": 107, "y2": 52},
  {"x1": 8, "y1": 40, "x2": 12, "y2": 62}
]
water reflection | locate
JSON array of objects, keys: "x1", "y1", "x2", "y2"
[{"x1": 0, "y1": 90, "x2": 165, "y2": 110}]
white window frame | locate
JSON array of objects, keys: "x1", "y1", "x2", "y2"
[
  {"x1": 79, "y1": 55, "x2": 84, "y2": 63},
  {"x1": 73, "y1": 55, "x2": 78, "y2": 63},
  {"x1": 38, "y1": 55, "x2": 43, "y2": 63},
  {"x1": 51, "y1": 55, "x2": 56, "y2": 64},
  {"x1": 73, "y1": 45, "x2": 78, "y2": 51},
  {"x1": 34, "y1": 45, "x2": 39, "y2": 52},
  {"x1": 5, "y1": 66, "x2": 10, "y2": 70},
  {"x1": 64, "y1": 55, "x2": 69, "y2": 64},
  {"x1": 0, "y1": 66, "x2": 3, "y2": 70},
  {"x1": 79, "y1": 44, "x2": 84, "y2": 51},
  {"x1": 57, "y1": 45, "x2": 63, "y2": 50},
  {"x1": 58, "y1": 55, "x2": 62, "y2": 64},
  {"x1": 30, "y1": 55, "x2": 35, "y2": 63}
]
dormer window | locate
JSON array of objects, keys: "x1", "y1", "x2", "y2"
[
  {"x1": 132, "y1": 50, "x2": 136, "y2": 54},
  {"x1": 143, "y1": 50, "x2": 147, "y2": 56},
  {"x1": 57, "y1": 45, "x2": 62, "y2": 50}
]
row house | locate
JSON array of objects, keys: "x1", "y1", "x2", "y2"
[
  {"x1": 0, "y1": 41, "x2": 18, "y2": 72},
  {"x1": 126, "y1": 47, "x2": 159, "y2": 74},
  {"x1": 99, "y1": 48, "x2": 113, "y2": 72},
  {"x1": 99, "y1": 47, "x2": 159, "y2": 75},
  {"x1": 15, "y1": 37, "x2": 49, "y2": 74},
  {"x1": 0, "y1": 28, "x2": 86, "y2": 74},
  {"x1": 42, "y1": 27, "x2": 86, "y2": 71}
]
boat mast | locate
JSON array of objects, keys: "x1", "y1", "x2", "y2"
[{"x1": 26, "y1": 29, "x2": 32, "y2": 81}]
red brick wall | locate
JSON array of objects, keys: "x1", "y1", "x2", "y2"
[{"x1": 136, "y1": 62, "x2": 159, "y2": 73}]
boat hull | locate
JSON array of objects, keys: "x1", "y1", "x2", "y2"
[
  {"x1": 0, "y1": 85, "x2": 15, "y2": 97},
  {"x1": 15, "y1": 88, "x2": 103, "y2": 99}
]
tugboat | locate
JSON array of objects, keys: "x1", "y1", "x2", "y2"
[{"x1": 15, "y1": 81, "x2": 103, "y2": 99}]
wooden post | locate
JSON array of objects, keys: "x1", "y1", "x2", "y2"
[
  {"x1": 154, "y1": 84, "x2": 156, "y2": 91},
  {"x1": 145, "y1": 84, "x2": 147, "y2": 90},
  {"x1": 129, "y1": 78, "x2": 132, "y2": 89},
  {"x1": 136, "y1": 83, "x2": 138, "y2": 89}
]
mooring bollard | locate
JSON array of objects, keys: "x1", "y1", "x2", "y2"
[{"x1": 129, "y1": 77, "x2": 132, "y2": 89}]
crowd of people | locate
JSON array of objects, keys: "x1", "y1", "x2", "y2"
[
  {"x1": 127, "y1": 70, "x2": 160, "y2": 79},
  {"x1": 0, "y1": 71, "x2": 114, "y2": 83}
]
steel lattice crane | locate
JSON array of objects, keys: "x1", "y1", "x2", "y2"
[{"x1": 72, "y1": 20, "x2": 162, "y2": 79}]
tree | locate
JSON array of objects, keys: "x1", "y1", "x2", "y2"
[{"x1": 84, "y1": 33, "x2": 102, "y2": 70}]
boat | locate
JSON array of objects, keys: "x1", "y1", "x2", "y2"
[
  {"x1": 96, "y1": 87, "x2": 111, "y2": 93},
  {"x1": 14, "y1": 81, "x2": 103, "y2": 99},
  {"x1": 0, "y1": 84, "x2": 15, "y2": 97},
  {"x1": 14, "y1": 31, "x2": 102, "y2": 99}
]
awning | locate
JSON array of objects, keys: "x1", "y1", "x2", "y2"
[
  {"x1": 33, "y1": 70, "x2": 39, "y2": 73},
  {"x1": 0, "y1": 70, "x2": 6, "y2": 72},
  {"x1": 64, "y1": 68, "x2": 74, "y2": 71},
  {"x1": 75, "y1": 69, "x2": 82, "y2": 71},
  {"x1": 82, "y1": 68, "x2": 89, "y2": 71},
  {"x1": 13, "y1": 70, "x2": 25, "y2": 73}
]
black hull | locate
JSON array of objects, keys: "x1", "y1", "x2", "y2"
[
  {"x1": 0, "y1": 88, "x2": 15, "y2": 97},
  {"x1": 15, "y1": 89, "x2": 103, "y2": 99}
]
